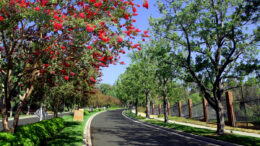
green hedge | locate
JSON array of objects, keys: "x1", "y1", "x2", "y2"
[
  {"x1": 0, "y1": 118, "x2": 65, "y2": 146},
  {"x1": 92, "y1": 108, "x2": 104, "y2": 112},
  {"x1": 84, "y1": 110, "x2": 89, "y2": 115}
]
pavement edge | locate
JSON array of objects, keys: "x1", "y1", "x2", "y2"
[{"x1": 83, "y1": 110, "x2": 107, "y2": 146}]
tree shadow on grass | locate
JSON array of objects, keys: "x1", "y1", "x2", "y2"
[{"x1": 47, "y1": 121, "x2": 83, "y2": 146}]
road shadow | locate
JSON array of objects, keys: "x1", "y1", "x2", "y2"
[
  {"x1": 91, "y1": 110, "x2": 212, "y2": 146},
  {"x1": 47, "y1": 121, "x2": 82, "y2": 146}
]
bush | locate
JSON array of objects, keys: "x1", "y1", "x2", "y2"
[
  {"x1": 84, "y1": 110, "x2": 89, "y2": 115},
  {"x1": 0, "y1": 132, "x2": 16, "y2": 146},
  {"x1": 93, "y1": 109, "x2": 99, "y2": 112},
  {"x1": 0, "y1": 118, "x2": 65, "y2": 146}
]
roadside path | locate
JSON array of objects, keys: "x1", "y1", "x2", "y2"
[{"x1": 136, "y1": 111, "x2": 260, "y2": 138}]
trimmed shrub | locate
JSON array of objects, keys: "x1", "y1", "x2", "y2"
[
  {"x1": 0, "y1": 118, "x2": 65, "y2": 146},
  {"x1": 93, "y1": 109, "x2": 99, "y2": 112},
  {"x1": 84, "y1": 110, "x2": 89, "y2": 115},
  {"x1": 0, "y1": 132, "x2": 16, "y2": 146}
]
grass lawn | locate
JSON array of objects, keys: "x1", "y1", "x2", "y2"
[
  {"x1": 47, "y1": 111, "x2": 99, "y2": 146},
  {"x1": 126, "y1": 111, "x2": 260, "y2": 146},
  {"x1": 107, "y1": 107, "x2": 124, "y2": 110}
]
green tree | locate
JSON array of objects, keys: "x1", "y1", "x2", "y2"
[
  {"x1": 129, "y1": 48, "x2": 157, "y2": 118},
  {"x1": 147, "y1": 38, "x2": 181, "y2": 123},
  {"x1": 99, "y1": 84, "x2": 114, "y2": 97},
  {"x1": 115, "y1": 64, "x2": 145, "y2": 116},
  {"x1": 152, "y1": 0, "x2": 259, "y2": 134}
]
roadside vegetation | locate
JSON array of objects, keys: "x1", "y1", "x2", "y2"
[
  {"x1": 113, "y1": 0, "x2": 260, "y2": 136},
  {"x1": 0, "y1": 118, "x2": 65, "y2": 145},
  {"x1": 47, "y1": 110, "x2": 103, "y2": 146},
  {"x1": 125, "y1": 111, "x2": 260, "y2": 146},
  {"x1": 0, "y1": 109, "x2": 109, "y2": 146}
]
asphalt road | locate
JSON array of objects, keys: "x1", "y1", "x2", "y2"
[{"x1": 91, "y1": 109, "x2": 220, "y2": 146}]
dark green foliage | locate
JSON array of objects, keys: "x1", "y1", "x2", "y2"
[
  {"x1": 93, "y1": 109, "x2": 102, "y2": 112},
  {"x1": 0, "y1": 118, "x2": 65, "y2": 146},
  {"x1": 0, "y1": 132, "x2": 16, "y2": 146}
]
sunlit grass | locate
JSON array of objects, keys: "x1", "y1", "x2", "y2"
[{"x1": 47, "y1": 111, "x2": 99, "y2": 146}]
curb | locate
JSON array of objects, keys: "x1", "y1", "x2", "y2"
[
  {"x1": 83, "y1": 110, "x2": 107, "y2": 146},
  {"x1": 122, "y1": 110, "x2": 240, "y2": 146}
]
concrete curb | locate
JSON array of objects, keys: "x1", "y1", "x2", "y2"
[
  {"x1": 83, "y1": 110, "x2": 107, "y2": 146},
  {"x1": 123, "y1": 110, "x2": 240, "y2": 146}
]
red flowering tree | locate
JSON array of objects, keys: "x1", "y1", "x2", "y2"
[{"x1": 0, "y1": 0, "x2": 148, "y2": 133}]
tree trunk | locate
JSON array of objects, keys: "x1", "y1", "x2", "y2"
[
  {"x1": 9, "y1": 102, "x2": 13, "y2": 118},
  {"x1": 163, "y1": 79, "x2": 168, "y2": 123},
  {"x1": 1, "y1": 105, "x2": 10, "y2": 132},
  {"x1": 163, "y1": 95, "x2": 168, "y2": 123},
  {"x1": 54, "y1": 105, "x2": 58, "y2": 118},
  {"x1": 216, "y1": 100, "x2": 225, "y2": 135},
  {"x1": 145, "y1": 91, "x2": 150, "y2": 118},
  {"x1": 63, "y1": 103, "x2": 65, "y2": 112},
  {"x1": 27, "y1": 105, "x2": 30, "y2": 115},
  {"x1": 54, "y1": 109, "x2": 58, "y2": 118},
  {"x1": 135, "y1": 97, "x2": 138, "y2": 116},
  {"x1": 1, "y1": 85, "x2": 10, "y2": 132},
  {"x1": 11, "y1": 101, "x2": 24, "y2": 133}
]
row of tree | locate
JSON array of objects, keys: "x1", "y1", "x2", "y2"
[
  {"x1": 0, "y1": 0, "x2": 148, "y2": 133},
  {"x1": 114, "y1": 0, "x2": 259, "y2": 135}
]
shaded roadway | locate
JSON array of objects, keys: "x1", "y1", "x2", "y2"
[{"x1": 91, "y1": 109, "x2": 220, "y2": 146}]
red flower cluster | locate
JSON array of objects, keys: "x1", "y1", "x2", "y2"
[
  {"x1": 0, "y1": 16, "x2": 4, "y2": 21},
  {"x1": 94, "y1": 2, "x2": 102, "y2": 8},
  {"x1": 118, "y1": 37, "x2": 123, "y2": 43},
  {"x1": 53, "y1": 22, "x2": 63, "y2": 32},
  {"x1": 86, "y1": 25, "x2": 94, "y2": 32},
  {"x1": 35, "y1": 7, "x2": 40, "y2": 11},
  {"x1": 143, "y1": 0, "x2": 149, "y2": 9},
  {"x1": 64, "y1": 76, "x2": 69, "y2": 81}
]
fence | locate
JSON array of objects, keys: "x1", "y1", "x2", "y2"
[
  {"x1": 150, "y1": 90, "x2": 260, "y2": 128},
  {"x1": 232, "y1": 86, "x2": 260, "y2": 125}
]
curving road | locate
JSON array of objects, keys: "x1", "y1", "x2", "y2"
[{"x1": 90, "y1": 109, "x2": 235, "y2": 146}]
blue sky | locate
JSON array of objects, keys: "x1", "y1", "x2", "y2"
[
  {"x1": 100, "y1": 1, "x2": 260, "y2": 85},
  {"x1": 100, "y1": 0, "x2": 161, "y2": 85}
]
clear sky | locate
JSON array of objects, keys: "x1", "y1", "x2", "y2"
[{"x1": 100, "y1": 0, "x2": 161, "y2": 85}]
